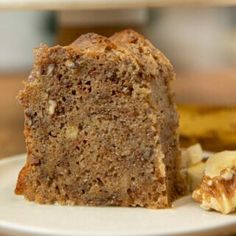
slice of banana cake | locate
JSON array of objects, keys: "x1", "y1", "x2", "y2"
[{"x1": 15, "y1": 29, "x2": 185, "y2": 208}]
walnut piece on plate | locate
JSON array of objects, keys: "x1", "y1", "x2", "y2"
[{"x1": 192, "y1": 151, "x2": 236, "y2": 214}]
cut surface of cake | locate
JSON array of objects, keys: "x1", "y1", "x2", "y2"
[{"x1": 15, "y1": 29, "x2": 185, "y2": 208}]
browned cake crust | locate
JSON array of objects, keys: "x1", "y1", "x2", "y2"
[{"x1": 15, "y1": 29, "x2": 186, "y2": 208}]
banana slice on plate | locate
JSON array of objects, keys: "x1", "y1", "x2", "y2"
[
  {"x1": 181, "y1": 144, "x2": 206, "y2": 191},
  {"x1": 187, "y1": 162, "x2": 206, "y2": 191},
  {"x1": 181, "y1": 143, "x2": 204, "y2": 168}
]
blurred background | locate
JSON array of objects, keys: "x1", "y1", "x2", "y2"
[{"x1": 1, "y1": 2, "x2": 236, "y2": 158}]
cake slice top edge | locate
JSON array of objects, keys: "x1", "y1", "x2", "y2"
[
  {"x1": 32, "y1": 29, "x2": 174, "y2": 79},
  {"x1": 110, "y1": 29, "x2": 175, "y2": 77},
  {"x1": 71, "y1": 32, "x2": 115, "y2": 49}
]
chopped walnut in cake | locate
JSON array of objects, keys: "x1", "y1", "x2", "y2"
[
  {"x1": 48, "y1": 100, "x2": 57, "y2": 115},
  {"x1": 192, "y1": 151, "x2": 236, "y2": 214}
]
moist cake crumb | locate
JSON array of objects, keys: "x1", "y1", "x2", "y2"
[{"x1": 15, "y1": 29, "x2": 186, "y2": 208}]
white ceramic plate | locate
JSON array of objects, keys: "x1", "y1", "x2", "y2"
[{"x1": 0, "y1": 154, "x2": 236, "y2": 236}]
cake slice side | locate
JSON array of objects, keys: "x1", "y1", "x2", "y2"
[{"x1": 111, "y1": 29, "x2": 187, "y2": 202}]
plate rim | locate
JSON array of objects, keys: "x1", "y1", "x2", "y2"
[{"x1": 0, "y1": 154, "x2": 236, "y2": 236}]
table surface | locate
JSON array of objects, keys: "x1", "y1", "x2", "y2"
[
  {"x1": 1, "y1": 0, "x2": 236, "y2": 10},
  {"x1": 0, "y1": 74, "x2": 25, "y2": 160}
]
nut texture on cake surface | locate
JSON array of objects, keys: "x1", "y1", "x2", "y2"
[{"x1": 15, "y1": 29, "x2": 185, "y2": 208}]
